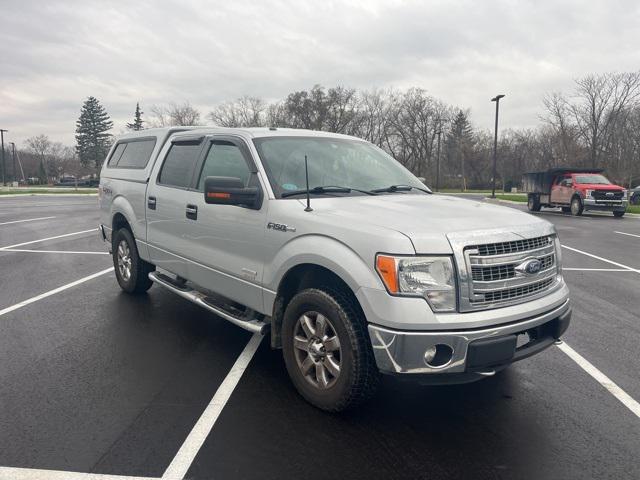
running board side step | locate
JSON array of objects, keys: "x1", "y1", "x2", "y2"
[{"x1": 149, "y1": 272, "x2": 269, "y2": 335}]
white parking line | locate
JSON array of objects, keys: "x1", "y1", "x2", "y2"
[
  {"x1": 162, "y1": 333, "x2": 263, "y2": 480},
  {"x1": 557, "y1": 342, "x2": 640, "y2": 418},
  {"x1": 0, "y1": 228, "x2": 97, "y2": 251},
  {"x1": 0, "y1": 267, "x2": 114, "y2": 318},
  {"x1": 3, "y1": 248, "x2": 109, "y2": 255},
  {"x1": 562, "y1": 268, "x2": 633, "y2": 272},
  {"x1": 561, "y1": 244, "x2": 640, "y2": 273},
  {"x1": 614, "y1": 231, "x2": 640, "y2": 239},
  {"x1": 0, "y1": 466, "x2": 158, "y2": 480},
  {"x1": 0, "y1": 216, "x2": 56, "y2": 226}
]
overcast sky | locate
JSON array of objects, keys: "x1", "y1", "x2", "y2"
[{"x1": 1, "y1": 0, "x2": 639, "y2": 146}]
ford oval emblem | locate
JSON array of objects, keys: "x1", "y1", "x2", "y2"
[{"x1": 516, "y1": 258, "x2": 542, "y2": 275}]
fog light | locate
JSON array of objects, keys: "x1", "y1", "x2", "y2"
[
  {"x1": 424, "y1": 346, "x2": 437, "y2": 364},
  {"x1": 423, "y1": 344, "x2": 454, "y2": 368}
]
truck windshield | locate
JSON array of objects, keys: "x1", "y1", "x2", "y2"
[
  {"x1": 574, "y1": 174, "x2": 611, "y2": 185},
  {"x1": 253, "y1": 136, "x2": 427, "y2": 198}
]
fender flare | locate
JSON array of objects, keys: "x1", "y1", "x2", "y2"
[{"x1": 263, "y1": 234, "x2": 384, "y2": 314}]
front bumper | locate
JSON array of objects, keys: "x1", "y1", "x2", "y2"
[
  {"x1": 583, "y1": 198, "x2": 627, "y2": 211},
  {"x1": 368, "y1": 299, "x2": 571, "y2": 378}
]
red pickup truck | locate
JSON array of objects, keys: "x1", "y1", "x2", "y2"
[{"x1": 523, "y1": 168, "x2": 628, "y2": 217}]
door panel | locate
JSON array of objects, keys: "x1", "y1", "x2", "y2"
[
  {"x1": 146, "y1": 139, "x2": 204, "y2": 278},
  {"x1": 551, "y1": 176, "x2": 568, "y2": 204},
  {"x1": 184, "y1": 138, "x2": 267, "y2": 312}
]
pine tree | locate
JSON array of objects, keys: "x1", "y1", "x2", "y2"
[
  {"x1": 75, "y1": 96, "x2": 113, "y2": 170},
  {"x1": 127, "y1": 102, "x2": 144, "y2": 131},
  {"x1": 446, "y1": 110, "x2": 474, "y2": 190}
]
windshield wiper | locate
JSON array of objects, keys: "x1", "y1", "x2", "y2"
[
  {"x1": 281, "y1": 185, "x2": 378, "y2": 198},
  {"x1": 370, "y1": 184, "x2": 432, "y2": 194}
]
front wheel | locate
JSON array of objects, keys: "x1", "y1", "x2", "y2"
[
  {"x1": 570, "y1": 197, "x2": 584, "y2": 216},
  {"x1": 613, "y1": 210, "x2": 625, "y2": 218},
  {"x1": 282, "y1": 288, "x2": 379, "y2": 412},
  {"x1": 112, "y1": 228, "x2": 155, "y2": 293}
]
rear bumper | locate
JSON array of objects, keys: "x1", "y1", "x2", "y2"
[{"x1": 368, "y1": 299, "x2": 571, "y2": 379}]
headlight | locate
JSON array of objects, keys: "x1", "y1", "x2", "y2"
[
  {"x1": 585, "y1": 189, "x2": 594, "y2": 198},
  {"x1": 622, "y1": 189, "x2": 628, "y2": 199},
  {"x1": 376, "y1": 255, "x2": 456, "y2": 312}
]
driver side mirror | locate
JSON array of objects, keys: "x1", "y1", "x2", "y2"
[{"x1": 204, "y1": 176, "x2": 262, "y2": 210}]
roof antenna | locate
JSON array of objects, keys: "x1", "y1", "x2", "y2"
[{"x1": 304, "y1": 154, "x2": 313, "y2": 212}]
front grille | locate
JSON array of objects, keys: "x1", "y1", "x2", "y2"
[
  {"x1": 471, "y1": 253, "x2": 554, "y2": 282},
  {"x1": 472, "y1": 264, "x2": 514, "y2": 281},
  {"x1": 471, "y1": 235, "x2": 551, "y2": 256},
  {"x1": 475, "y1": 277, "x2": 555, "y2": 304},
  {"x1": 592, "y1": 190, "x2": 623, "y2": 200},
  {"x1": 461, "y1": 234, "x2": 558, "y2": 311}
]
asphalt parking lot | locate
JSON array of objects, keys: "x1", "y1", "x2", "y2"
[{"x1": 0, "y1": 195, "x2": 639, "y2": 480}]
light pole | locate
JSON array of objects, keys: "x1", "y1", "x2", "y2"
[
  {"x1": 10, "y1": 142, "x2": 16, "y2": 184},
  {"x1": 490, "y1": 94, "x2": 505, "y2": 198},
  {"x1": 435, "y1": 129, "x2": 442, "y2": 192},
  {"x1": 0, "y1": 129, "x2": 7, "y2": 186}
]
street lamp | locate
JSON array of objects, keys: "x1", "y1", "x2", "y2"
[
  {"x1": 435, "y1": 129, "x2": 442, "y2": 192},
  {"x1": 490, "y1": 94, "x2": 505, "y2": 198},
  {"x1": 0, "y1": 129, "x2": 7, "y2": 186},
  {"x1": 10, "y1": 142, "x2": 16, "y2": 184}
]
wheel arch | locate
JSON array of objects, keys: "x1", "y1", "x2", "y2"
[{"x1": 270, "y1": 263, "x2": 365, "y2": 349}]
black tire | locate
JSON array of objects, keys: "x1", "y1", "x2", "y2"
[
  {"x1": 282, "y1": 287, "x2": 380, "y2": 412},
  {"x1": 561, "y1": 206, "x2": 571, "y2": 213},
  {"x1": 613, "y1": 210, "x2": 625, "y2": 218},
  {"x1": 112, "y1": 228, "x2": 154, "y2": 294},
  {"x1": 527, "y1": 194, "x2": 541, "y2": 212},
  {"x1": 570, "y1": 196, "x2": 583, "y2": 216}
]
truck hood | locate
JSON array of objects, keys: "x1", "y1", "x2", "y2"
[
  {"x1": 576, "y1": 183, "x2": 624, "y2": 190},
  {"x1": 310, "y1": 194, "x2": 549, "y2": 253}
]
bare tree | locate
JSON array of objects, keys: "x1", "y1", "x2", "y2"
[
  {"x1": 150, "y1": 102, "x2": 201, "y2": 127},
  {"x1": 25, "y1": 134, "x2": 53, "y2": 183},
  {"x1": 569, "y1": 72, "x2": 640, "y2": 167},
  {"x1": 208, "y1": 96, "x2": 266, "y2": 127}
]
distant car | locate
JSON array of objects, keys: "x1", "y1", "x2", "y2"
[
  {"x1": 630, "y1": 186, "x2": 640, "y2": 205},
  {"x1": 523, "y1": 168, "x2": 628, "y2": 217}
]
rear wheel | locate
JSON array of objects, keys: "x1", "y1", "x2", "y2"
[
  {"x1": 282, "y1": 287, "x2": 379, "y2": 412},
  {"x1": 613, "y1": 210, "x2": 625, "y2": 218},
  {"x1": 112, "y1": 228, "x2": 154, "y2": 293},
  {"x1": 527, "y1": 194, "x2": 541, "y2": 212},
  {"x1": 570, "y1": 197, "x2": 583, "y2": 216}
]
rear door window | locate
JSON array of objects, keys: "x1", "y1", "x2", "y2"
[{"x1": 158, "y1": 141, "x2": 203, "y2": 188}]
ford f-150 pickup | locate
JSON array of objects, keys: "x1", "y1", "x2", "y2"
[{"x1": 99, "y1": 127, "x2": 571, "y2": 411}]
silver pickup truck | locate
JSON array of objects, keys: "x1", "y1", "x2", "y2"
[{"x1": 99, "y1": 127, "x2": 571, "y2": 411}]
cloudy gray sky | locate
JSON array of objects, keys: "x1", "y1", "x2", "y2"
[{"x1": 1, "y1": 0, "x2": 639, "y2": 146}]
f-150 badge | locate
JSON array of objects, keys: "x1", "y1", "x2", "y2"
[{"x1": 267, "y1": 222, "x2": 296, "y2": 232}]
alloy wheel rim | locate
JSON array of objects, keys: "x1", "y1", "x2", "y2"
[
  {"x1": 293, "y1": 311, "x2": 342, "y2": 389},
  {"x1": 117, "y1": 240, "x2": 132, "y2": 281}
]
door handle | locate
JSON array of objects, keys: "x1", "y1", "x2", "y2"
[
  {"x1": 186, "y1": 204, "x2": 198, "y2": 220},
  {"x1": 148, "y1": 196, "x2": 157, "y2": 210}
]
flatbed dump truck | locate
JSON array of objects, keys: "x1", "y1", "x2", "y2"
[{"x1": 522, "y1": 168, "x2": 627, "y2": 217}]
